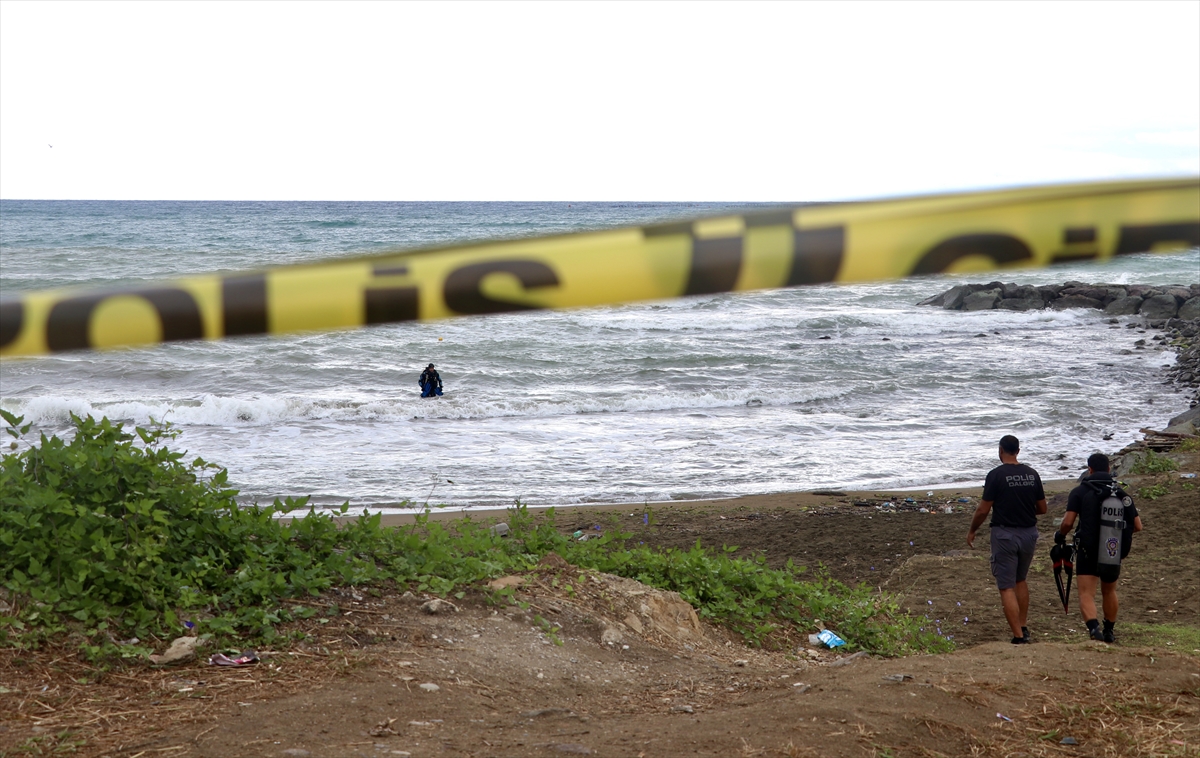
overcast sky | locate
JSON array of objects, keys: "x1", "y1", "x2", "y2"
[{"x1": 1, "y1": 1, "x2": 1197, "y2": 202}]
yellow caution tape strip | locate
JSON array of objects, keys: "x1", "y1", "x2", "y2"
[{"x1": 2, "y1": 177, "x2": 1197, "y2": 357}]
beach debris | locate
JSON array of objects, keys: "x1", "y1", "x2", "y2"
[
  {"x1": 552, "y1": 744, "x2": 593, "y2": 755},
  {"x1": 209, "y1": 650, "x2": 259, "y2": 667},
  {"x1": 829, "y1": 651, "x2": 868, "y2": 667},
  {"x1": 369, "y1": 717, "x2": 399, "y2": 736},
  {"x1": 733, "y1": 659, "x2": 748, "y2": 667},
  {"x1": 521, "y1": 708, "x2": 572, "y2": 718},
  {"x1": 997, "y1": 712, "x2": 1013, "y2": 722},
  {"x1": 421, "y1": 599, "x2": 458, "y2": 614},
  {"x1": 149, "y1": 636, "x2": 199, "y2": 665},
  {"x1": 1060, "y1": 736, "x2": 1079, "y2": 745},
  {"x1": 281, "y1": 750, "x2": 311, "y2": 757},
  {"x1": 671, "y1": 704, "x2": 694, "y2": 713},
  {"x1": 418, "y1": 682, "x2": 440, "y2": 692},
  {"x1": 488, "y1": 575, "x2": 525, "y2": 590},
  {"x1": 792, "y1": 682, "x2": 812, "y2": 693},
  {"x1": 490, "y1": 522, "x2": 510, "y2": 537},
  {"x1": 882, "y1": 674, "x2": 913, "y2": 682}
]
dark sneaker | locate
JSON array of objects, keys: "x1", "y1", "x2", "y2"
[
  {"x1": 1021, "y1": 626, "x2": 1031, "y2": 643},
  {"x1": 1089, "y1": 626, "x2": 1105, "y2": 642},
  {"x1": 1011, "y1": 636, "x2": 1030, "y2": 645},
  {"x1": 1103, "y1": 628, "x2": 1115, "y2": 644}
]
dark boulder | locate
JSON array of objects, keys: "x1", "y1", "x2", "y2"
[
  {"x1": 941, "y1": 285, "x2": 972, "y2": 310},
  {"x1": 1104, "y1": 296, "x2": 1143, "y2": 316},
  {"x1": 997, "y1": 298, "x2": 1044, "y2": 311},
  {"x1": 962, "y1": 289, "x2": 1001, "y2": 311},
  {"x1": 1139, "y1": 293, "x2": 1179, "y2": 320},
  {"x1": 1050, "y1": 295, "x2": 1103, "y2": 310}
]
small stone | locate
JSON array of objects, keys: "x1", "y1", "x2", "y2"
[
  {"x1": 1060, "y1": 736, "x2": 1079, "y2": 745},
  {"x1": 671, "y1": 705, "x2": 694, "y2": 713},
  {"x1": 418, "y1": 682, "x2": 440, "y2": 692},
  {"x1": 733, "y1": 659, "x2": 748, "y2": 667},
  {"x1": 622, "y1": 613, "x2": 644, "y2": 634},
  {"x1": 421, "y1": 599, "x2": 458, "y2": 614},
  {"x1": 149, "y1": 636, "x2": 199, "y2": 665},
  {"x1": 600, "y1": 624, "x2": 624, "y2": 646}
]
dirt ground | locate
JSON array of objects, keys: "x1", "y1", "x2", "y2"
[{"x1": 3, "y1": 450, "x2": 1198, "y2": 758}]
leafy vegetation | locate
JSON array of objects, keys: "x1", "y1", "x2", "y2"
[
  {"x1": 1, "y1": 412, "x2": 949, "y2": 659},
  {"x1": 1137, "y1": 483, "x2": 1170, "y2": 500},
  {"x1": 1128, "y1": 450, "x2": 1180, "y2": 474}
]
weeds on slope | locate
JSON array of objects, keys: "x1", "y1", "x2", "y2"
[{"x1": 1, "y1": 412, "x2": 949, "y2": 661}]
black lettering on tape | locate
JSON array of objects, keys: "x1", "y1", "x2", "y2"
[
  {"x1": 46, "y1": 288, "x2": 204, "y2": 352},
  {"x1": 1050, "y1": 250, "x2": 1099, "y2": 264},
  {"x1": 642, "y1": 221, "x2": 694, "y2": 238},
  {"x1": 911, "y1": 234, "x2": 1034, "y2": 276},
  {"x1": 1115, "y1": 222, "x2": 1200, "y2": 255},
  {"x1": 744, "y1": 210, "x2": 796, "y2": 228},
  {"x1": 684, "y1": 236, "x2": 743, "y2": 296},
  {"x1": 443, "y1": 260, "x2": 560, "y2": 315},
  {"x1": 222, "y1": 274, "x2": 268, "y2": 336},
  {"x1": 0, "y1": 299, "x2": 23, "y2": 349},
  {"x1": 787, "y1": 226, "x2": 845, "y2": 286},
  {"x1": 373, "y1": 265, "x2": 410, "y2": 277},
  {"x1": 365, "y1": 287, "x2": 419, "y2": 324}
]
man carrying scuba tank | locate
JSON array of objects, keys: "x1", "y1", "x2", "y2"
[{"x1": 1056, "y1": 453, "x2": 1143, "y2": 643}]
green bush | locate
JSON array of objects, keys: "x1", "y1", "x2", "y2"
[
  {"x1": 1, "y1": 411, "x2": 949, "y2": 659},
  {"x1": 1128, "y1": 450, "x2": 1179, "y2": 475}
]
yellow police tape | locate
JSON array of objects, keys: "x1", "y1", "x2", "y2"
[{"x1": 1, "y1": 177, "x2": 1198, "y2": 357}]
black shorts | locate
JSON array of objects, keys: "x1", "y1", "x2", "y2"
[{"x1": 1075, "y1": 547, "x2": 1121, "y2": 583}]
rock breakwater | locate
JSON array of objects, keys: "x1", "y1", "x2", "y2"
[
  {"x1": 918, "y1": 280, "x2": 1200, "y2": 321},
  {"x1": 920, "y1": 281, "x2": 1200, "y2": 410}
]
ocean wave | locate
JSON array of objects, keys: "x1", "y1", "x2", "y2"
[{"x1": 5, "y1": 384, "x2": 853, "y2": 428}]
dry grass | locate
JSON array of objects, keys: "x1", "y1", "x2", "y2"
[
  {"x1": 919, "y1": 681, "x2": 1200, "y2": 758},
  {"x1": 0, "y1": 643, "x2": 361, "y2": 756}
]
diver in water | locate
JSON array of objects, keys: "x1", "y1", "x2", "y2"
[{"x1": 419, "y1": 363, "x2": 443, "y2": 398}]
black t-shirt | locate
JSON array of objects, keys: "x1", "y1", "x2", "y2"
[
  {"x1": 1067, "y1": 473, "x2": 1138, "y2": 554},
  {"x1": 982, "y1": 462, "x2": 1045, "y2": 528}
]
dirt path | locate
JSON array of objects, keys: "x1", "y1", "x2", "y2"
[{"x1": 3, "y1": 454, "x2": 1198, "y2": 757}]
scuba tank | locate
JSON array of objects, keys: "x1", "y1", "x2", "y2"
[{"x1": 1096, "y1": 481, "x2": 1126, "y2": 567}]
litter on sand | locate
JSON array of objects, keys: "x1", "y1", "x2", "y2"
[
  {"x1": 996, "y1": 713, "x2": 1013, "y2": 722},
  {"x1": 209, "y1": 651, "x2": 259, "y2": 666},
  {"x1": 816, "y1": 629, "x2": 846, "y2": 648}
]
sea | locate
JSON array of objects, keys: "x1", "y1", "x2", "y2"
[{"x1": 1, "y1": 200, "x2": 1197, "y2": 514}]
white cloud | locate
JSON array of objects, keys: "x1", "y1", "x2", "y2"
[{"x1": 1, "y1": 0, "x2": 1197, "y2": 200}]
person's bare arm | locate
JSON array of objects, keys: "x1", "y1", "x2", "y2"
[
  {"x1": 1058, "y1": 510, "x2": 1077, "y2": 538},
  {"x1": 967, "y1": 500, "x2": 993, "y2": 548},
  {"x1": 1036, "y1": 498, "x2": 1047, "y2": 515},
  {"x1": 1133, "y1": 515, "x2": 1143, "y2": 532}
]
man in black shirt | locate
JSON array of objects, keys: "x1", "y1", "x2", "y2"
[
  {"x1": 1056, "y1": 453, "x2": 1142, "y2": 643},
  {"x1": 967, "y1": 435, "x2": 1047, "y2": 644}
]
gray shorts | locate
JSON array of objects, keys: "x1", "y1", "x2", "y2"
[{"x1": 990, "y1": 525, "x2": 1039, "y2": 590}]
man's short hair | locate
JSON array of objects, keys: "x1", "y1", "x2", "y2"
[
  {"x1": 1087, "y1": 452, "x2": 1110, "y2": 472},
  {"x1": 999, "y1": 435, "x2": 1020, "y2": 455}
]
